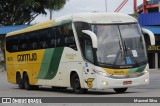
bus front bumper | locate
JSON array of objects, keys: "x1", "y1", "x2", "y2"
[{"x1": 95, "y1": 72, "x2": 149, "y2": 89}]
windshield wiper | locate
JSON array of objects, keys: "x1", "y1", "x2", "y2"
[
  {"x1": 119, "y1": 41, "x2": 123, "y2": 57},
  {"x1": 113, "y1": 41, "x2": 123, "y2": 67}
]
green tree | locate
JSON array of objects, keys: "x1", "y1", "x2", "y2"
[
  {"x1": 0, "y1": 0, "x2": 66, "y2": 26},
  {"x1": 47, "y1": 0, "x2": 66, "y2": 19},
  {"x1": 0, "y1": 0, "x2": 66, "y2": 63}
]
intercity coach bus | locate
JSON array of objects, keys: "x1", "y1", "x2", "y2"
[{"x1": 5, "y1": 13, "x2": 155, "y2": 93}]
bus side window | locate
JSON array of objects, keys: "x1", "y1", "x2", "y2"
[
  {"x1": 56, "y1": 36, "x2": 61, "y2": 47},
  {"x1": 6, "y1": 36, "x2": 20, "y2": 52},
  {"x1": 20, "y1": 36, "x2": 28, "y2": 51},
  {"x1": 63, "y1": 24, "x2": 77, "y2": 50},
  {"x1": 6, "y1": 38, "x2": 14, "y2": 52},
  {"x1": 13, "y1": 38, "x2": 19, "y2": 52},
  {"x1": 32, "y1": 42, "x2": 38, "y2": 49},
  {"x1": 39, "y1": 29, "x2": 49, "y2": 49},
  {"x1": 41, "y1": 41, "x2": 48, "y2": 48},
  {"x1": 49, "y1": 28, "x2": 56, "y2": 48},
  {"x1": 55, "y1": 28, "x2": 62, "y2": 47},
  {"x1": 65, "y1": 35, "x2": 77, "y2": 50},
  {"x1": 13, "y1": 45, "x2": 18, "y2": 51},
  {"x1": 29, "y1": 32, "x2": 38, "y2": 50},
  {"x1": 22, "y1": 43, "x2": 27, "y2": 50},
  {"x1": 50, "y1": 38, "x2": 56, "y2": 47}
]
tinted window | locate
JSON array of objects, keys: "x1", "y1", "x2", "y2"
[
  {"x1": 49, "y1": 28, "x2": 56, "y2": 48},
  {"x1": 59, "y1": 23, "x2": 77, "y2": 50},
  {"x1": 74, "y1": 22, "x2": 91, "y2": 61},
  {"x1": 19, "y1": 36, "x2": 28, "y2": 51},
  {"x1": 6, "y1": 36, "x2": 19, "y2": 52},
  {"x1": 39, "y1": 29, "x2": 49, "y2": 48},
  {"x1": 6, "y1": 23, "x2": 77, "y2": 52}
]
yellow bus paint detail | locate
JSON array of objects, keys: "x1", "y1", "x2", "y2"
[
  {"x1": 85, "y1": 78, "x2": 94, "y2": 88},
  {"x1": 103, "y1": 68, "x2": 129, "y2": 75},
  {"x1": 5, "y1": 50, "x2": 45, "y2": 85},
  {"x1": 7, "y1": 20, "x2": 55, "y2": 37}
]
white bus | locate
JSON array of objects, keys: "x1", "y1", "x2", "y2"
[{"x1": 6, "y1": 13, "x2": 155, "y2": 93}]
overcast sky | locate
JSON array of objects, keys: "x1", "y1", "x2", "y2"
[{"x1": 32, "y1": 0, "x2": 143, "y2": 24}]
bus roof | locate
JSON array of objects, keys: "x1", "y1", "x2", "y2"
[
  {"x1": 6, "y1": 12, "x2": 137, "y2": 37},
  {"x1": 56, "y1": 12, "x2": 137, "y2": 24}
]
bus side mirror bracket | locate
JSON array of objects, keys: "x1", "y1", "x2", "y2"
[
  {"x1": 142, "y1": 28, "x2": 155, "y2": 45},
  {"x1": 82, "y1": 30, "x2": 98, "y2": 48}
]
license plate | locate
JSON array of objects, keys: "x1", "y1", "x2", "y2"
[{"x1": 123, "y1": 81, "x2": 132, "y2": 85}]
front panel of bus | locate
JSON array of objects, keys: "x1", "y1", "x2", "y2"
[{"x1": 74, "y1": 22, "x2": 149, "y2": 89}]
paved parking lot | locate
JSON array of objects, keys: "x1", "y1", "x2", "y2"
[{"x1": 0, "y1": 69, "x2": 160, "y2": 106}]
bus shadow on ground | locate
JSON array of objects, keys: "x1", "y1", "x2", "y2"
[{"x1": 14, "y1": 87, "x2": 135, "y2": 95}]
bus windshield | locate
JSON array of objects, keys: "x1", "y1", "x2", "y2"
[{"x1": 91, "y1": 24, "x2": 147, "y2": 68}]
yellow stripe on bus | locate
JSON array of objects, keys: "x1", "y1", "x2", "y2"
[{"x1": 103, "y1": 68, "x2": 129, "y2": 75}]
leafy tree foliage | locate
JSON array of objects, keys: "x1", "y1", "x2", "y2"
[
  {"x1": 47, "y1": 0, "x2": 66, "y2": 19},
  {"x1": 0, "y1": 0, "x2": 66, "y2": 26}
]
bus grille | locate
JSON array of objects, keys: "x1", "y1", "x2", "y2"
[{"x1": 108, "y1": 73, "x2": 143, "y2": 79}]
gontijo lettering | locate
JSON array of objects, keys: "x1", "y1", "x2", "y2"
[{"x1": 17, "y1": 53, "x2": 37, "y2": 62}]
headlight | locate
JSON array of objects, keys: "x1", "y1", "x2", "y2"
[
  {"x1": 144, "y1": 68, "x2": 149, "y2": 73},
  {"x1": 143, "y1": 65, "x2": 149, "y2": 74},
  {"x1": 93, "y1": 66, "x2": 111, "y2": 77},
  {"x1": 102, "y1": 72, "x2": 107, "y2": 76}
]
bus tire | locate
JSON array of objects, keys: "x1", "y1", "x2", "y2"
[
  {"x1": 23, "y1": 73, "x2": 32, "y2": 90},
  {"x1": 71, "y1": 73, "x2": 87, "y2": 94},
  {"x1": 16, "y1": 73, "x2": 24, "y2": 89},
  {"x1": 113, "y1": 88, "x2": 128, "y2": 93}
]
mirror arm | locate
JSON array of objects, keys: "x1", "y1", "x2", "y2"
[{"x1": 142, "y1": 28, "x2": 155, "y2": 45}]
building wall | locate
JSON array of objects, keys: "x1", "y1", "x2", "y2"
[
  {"x1": 148, "y1": 0, "x2": 160, "y2": 4},
  {"x1": 139, "y1": 12, "x2": 160, "y2": 26},
  {"x1": 137, "y1": 0, "x2": 160, "y2": 69}
]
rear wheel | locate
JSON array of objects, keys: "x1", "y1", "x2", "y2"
[
  {"x1": 71, "y1": 74, "x2": 87, "y2": 94},
  {"x1": 114, "y1": 88, "x2": 128, "y2": 93},
  {"x1": 23, "y1": 73, "x2": 32, "y2": 90},
  {"x1": 16, "y1": 73, "x2": 24, "y2": 89}
]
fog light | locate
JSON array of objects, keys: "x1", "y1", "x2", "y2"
[
  {"x1": 144, "y1": 79, "x2": 148, "y2": 82},
  {"x1": 102, "y1": 81, "x2": 108, "y2": 85}
]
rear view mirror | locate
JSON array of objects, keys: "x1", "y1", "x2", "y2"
[
  {"x1": 82, "y1": 30, "x2": 98, "y2": 48},
  {"x1": 142, "y1": 28, "x2": 155, "y2": 45}
]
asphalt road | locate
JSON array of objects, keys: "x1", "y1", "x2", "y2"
[{"x1": 0, "y1": 69, "x2": 160, "y2": 106}]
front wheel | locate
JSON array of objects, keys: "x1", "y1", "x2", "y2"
[
  {"x1": 71, "y1": 74, "x2": 87, "y2": 94},
  {"x1": 114, "y1": 88, "x2": 128, "y2": 93}
]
